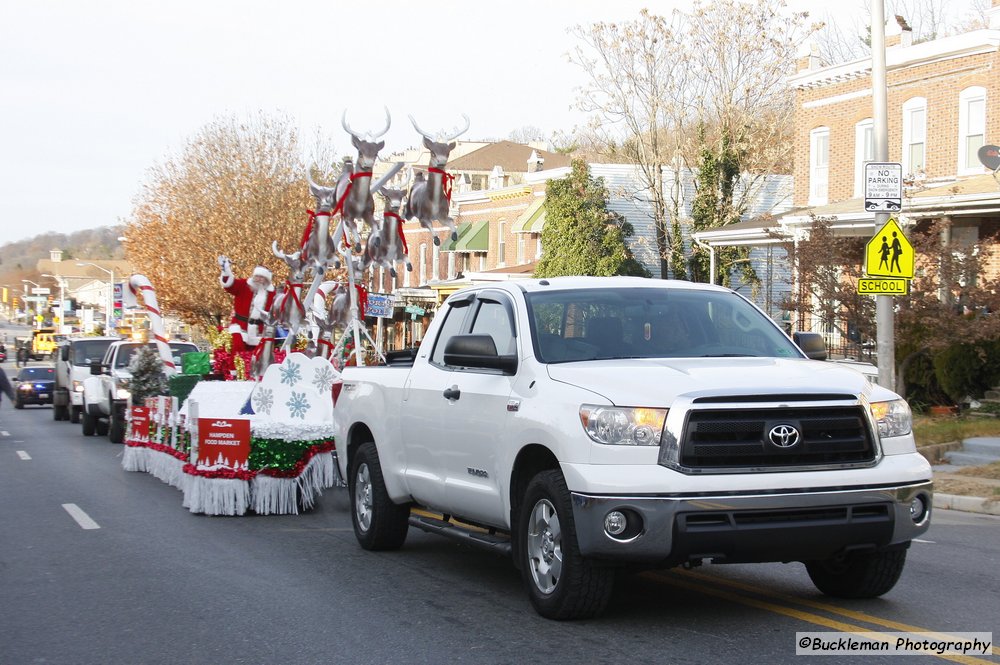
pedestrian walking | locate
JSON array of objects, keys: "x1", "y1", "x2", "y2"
[
  {"x1": 0, "y1": 365, "x2": 14, "y2": 408},
  {"x1": 16, "y1": 344, "x2": 28, "y2": 368}
]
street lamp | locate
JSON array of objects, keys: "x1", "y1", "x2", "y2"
[
  {"x1": 22, "y1": 279, "x2": 41, "y2": 329},
  {"x1": 77, "y1": 263, "x2": 114, "y2": 334},
  {"x1": 41, "y1": 273, "x2": 67, "y2": 331}
]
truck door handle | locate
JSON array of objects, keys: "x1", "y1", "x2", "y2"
[{"x1": 443, "y1": 385, "x2": 461, "y2": 401}]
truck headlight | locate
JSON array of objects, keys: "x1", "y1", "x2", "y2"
[
  {"x1": 116, "y1": 388, "x2": 131, "y2": 400},
  {"x1": 72, "y1": 380, "x2": 84, "y2": 392},
  {"x1": 870, "y1": 399, "x2": 912, "y2": 437},
  {"x1": 579, "y1": 405, "x2": 668, "y2": 446}
]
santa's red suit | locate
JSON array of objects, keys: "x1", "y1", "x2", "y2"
[{"x1": 220, "y1": 264, "x2": 275, "y2": 353}]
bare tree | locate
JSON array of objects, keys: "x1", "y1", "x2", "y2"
[
  {"x1": 125, "y1": 112, "x2": 339, "y2": 325},
  {"x1": 507, "y1": 125, "x2": 547, "y2": 145},
  {"x1": 570, "y1": 0, "x2": 815, "y2": 280}
]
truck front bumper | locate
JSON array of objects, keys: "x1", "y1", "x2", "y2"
[{"x1": 570, "y1": 481, "x2": 932, "y2": 566}]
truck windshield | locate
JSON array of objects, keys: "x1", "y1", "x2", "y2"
[
  {"x1": 72, "y1": 340, "x2": 115, "y2": 366},
  {"x1": 526, "y1": 287, "x2": 801, "y2": 363},
  {"x1": 114, "y1": 343, "x2": 198, "y2": 368}
]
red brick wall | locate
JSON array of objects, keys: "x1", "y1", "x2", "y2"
[{"x1": 794, "y1": 48, "x2": 999, "y2": 207}]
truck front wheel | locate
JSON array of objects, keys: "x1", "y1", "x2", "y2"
[
  {"x1": 519, "y1": 470, "x2": 614, "y2": 620},
  {"x1": 806, "y1": 548, "x2": 907, "y2": 599},
  {"x1": 70, "y1": 406, "x2": 81, "y2": 424},
  {"x1": 82, "y1": 409, "x2": 97, "y2": 436},
  {"x1": 349, "y1": 442, "x2": 409, "y2": 551},
  {"x1": 109, "y1": 404, "x2": 126, "y2": 444}
]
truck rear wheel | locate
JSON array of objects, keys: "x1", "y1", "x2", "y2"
[
  {"x1": 70, "y1": 406, "x2": 81, "y2": 424},
  {"x1": 806, "y1": 548, "x2": 907, "y2": 599},
  {"x1": 96, "y1": 420, "x2": 109, "y2": 437},
  {"x1": 349, "y1": 442, "x2": 409, "y2": 551},
  {"x1": 519, "y1": 470, "x2": 614, "y2": 620}
]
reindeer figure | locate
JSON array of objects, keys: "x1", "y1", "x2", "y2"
[
  {"x1": 269, "y1": 241, "x2": 310, "y2": 352},
  {"x1": 336, "y1": 108, "x2": 391, "y2": 252},
  {"x1": 306, "y1": 280, "x2": 340, "y2": 359},
  {"x1": 304, "y1": 171, "x2": 342, "y2": 270},
  {"x1": 404, "y1": 114, "x2": 470, "y2": 245},
  {"x1": 366, "y1": 185, "x2": 413, "y2": 278}
]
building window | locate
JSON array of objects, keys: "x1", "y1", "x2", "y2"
[
  {"x1": 958, "y1": 87, "x2": 986, "y2": 174},
  {"x1": 479, "y1": 253, "x2": 486, "y2": 271},
  {"x1": 447, "y1": 251, "x2": 456, "y2": 279},
  {"x1": 516, "y1": 233, "x2": 525, "y2": 264},
  {"x1": 497, "y1": 220, "x2": 506, "y2": 268},
  {"x1": 902, "y1": 97, "x2": 926, "y2": 176},
  {"x1": 432, "y1": 243, "x2": 440, "y2": 282},
  {"x1": 809, "y1": 127, "x2": 829, "y2": 206},
  {"x1": 854, "y1": 119, "x2": 875, "y2": 198},
  {"x1": 535, "y1": 234, "x2": 543, "y2": 259}
]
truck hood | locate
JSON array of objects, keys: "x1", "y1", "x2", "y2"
[{"x1": 546, "y1": 357, "x2": 893, "y2": 406}]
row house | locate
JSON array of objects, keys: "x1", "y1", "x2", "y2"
[{"x1": 694, "y1": 4, "x2": 1000, "y2": 355}]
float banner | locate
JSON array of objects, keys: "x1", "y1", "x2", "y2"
[
  {"x1": 197, "y1": 418, "x2": 251, "y2": 469},
  {"x1": 130, "y1": 406, "x2": 150, "y2": 440}
]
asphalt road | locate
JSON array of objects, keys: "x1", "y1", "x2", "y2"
[{"x1": 1, "y1": 376, "x2": 998, "y2": 665}]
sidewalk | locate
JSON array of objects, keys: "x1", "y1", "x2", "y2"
[{"x1": 932, "y1": 471, "x2": 1000, "y2": 516}]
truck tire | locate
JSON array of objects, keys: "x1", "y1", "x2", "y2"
[
  {"x1": 96, "y1": 420, "x2": 109, "y2": 437},
  {"x1": 71, "y1": 406, "x2": 81, "y2": 424},
  {"x1": 109, "y1": 406, "x2": 126, "y2": 444},
  {"x1": 349, "y1": 442, "x2": 409, "y2": 551},
  {"x1": 14, "y1": 395, "x2": 24, "y2": 409},
  {"x1": 518, "y1": 470, "x2": 614, "y2": 620},
  {"x1": 806, "y1": 548, "x2": 907, "y2": 599},
  {"x1": 82, "y1": 410, "x2": 97, "y2": 436}
]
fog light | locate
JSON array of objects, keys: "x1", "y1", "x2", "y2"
[
  {"x1": 910, "y1": 495, "x2": 927, "y2": 522},
  {"x1": 604, "y1": 510, "x2": 627, "y2": 536}
]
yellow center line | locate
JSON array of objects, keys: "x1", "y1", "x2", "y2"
[
  {"x1": 676, "y1": 568, "x2": 1000, "y2": 658},
  {"x1": 648, "y1": 573, "x2": 996, "y2": 665}
]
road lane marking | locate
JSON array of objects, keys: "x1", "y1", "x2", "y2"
[
  {"x1": 677, "y1": 568, "x2": 999, "y2": 656},
  {"x1": 1, "y1": 430, "x2": 9, "y2": 436},
  {"x1": 914, "y1": 538, "x2": 936, "y2": 543},
  {"x1": 61, "y1": 504, "x2": 100, "y2": 530},
  {"x1": 651, "y1": 571, "x2": 997, "y2": 663},
  {"x1": 16, "y1": 450, "x2": 30, "y2": 460}
]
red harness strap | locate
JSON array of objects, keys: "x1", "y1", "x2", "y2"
[
  {"x1": 355, "y1": 284, "x2": 368, "y2": 319},
  {"x1": 279, "y1": 282, "x2": 305, "y2": 317},
  {"x1": 428, "y1": 167, "x2": 455, "y2": 203},
  {"x1": 384, "y1": 211, "x2": 409, "y2": 254}
]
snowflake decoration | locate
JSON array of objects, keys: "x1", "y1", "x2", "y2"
[
  {"x1": 280, "y1": 360, "x2": 302, "y2": 386},
  {"x1": 252, "y1": 387, "x2": 274, "y2": 415},
  {"x1": 286, "y1": 391, "x2": 310, "y2": 419},
  {"x1": 312, "y1": 365, "x2": 337, "y2": 393}
]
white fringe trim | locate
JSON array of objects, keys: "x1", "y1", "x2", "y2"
[
  {"x1": 181, "y1": 474, "x2": 251, "y2": 516},
  {"x1": 250, "y1": 452, "x2": 337, "y2": 515},
  {"x1": 122, "y1": 445, "x2": 149, "y2": 472},
  {"x1": 147, "y1": 451, "x2": 185, "y2": 489}
]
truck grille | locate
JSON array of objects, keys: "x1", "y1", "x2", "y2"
[{"x1": 679, "y1": 406, "x2": 876, "y2": 469}]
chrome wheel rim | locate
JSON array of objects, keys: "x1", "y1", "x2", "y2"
[
  {"x1": 354, "y1": 462, "x2": 373, "y2": 532},
  {"x1": 527, "y1": 498, "x2": 562, "y2": 595}
]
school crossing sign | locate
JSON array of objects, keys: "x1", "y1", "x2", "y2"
[{"x1": 865, "y1": 218, "x2": 913, "y2": 279}]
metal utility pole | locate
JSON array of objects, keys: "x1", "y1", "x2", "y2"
[{"x1": 872, "y1": 0, "x2": 896, "y2": 390}]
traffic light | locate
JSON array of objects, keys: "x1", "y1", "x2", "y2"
[{"x1": 12, "y1": 296, "x2": 19, "y2": 310}]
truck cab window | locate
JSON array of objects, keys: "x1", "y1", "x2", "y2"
[
  {"x1": 430, "y1": 303, "x2": 471, "y2": 367},
  {"x1": 470, "y1": 300, "x2": 516, "y2": 356}
]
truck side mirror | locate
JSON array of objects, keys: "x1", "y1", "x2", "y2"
[
  {"x1": 793, "y1": 332, "x2": 828, "y2": 361},
  {"x1": 444, "y1": 334, "x2": 517, "y2": 375},
  {"x1": 60, "y1": 345, "x2": 70, "y2": 362},
  {"x1": 90, "y1": 359, "x2": 103, "y2": 376}
]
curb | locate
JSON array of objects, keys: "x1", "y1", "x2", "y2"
[{"x1": 933, "y1": 493, "x2": 1000, "y2": 516}]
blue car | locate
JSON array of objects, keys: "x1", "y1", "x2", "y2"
[{"x1": 14, "y1": 366, "x2": 56, "y2": 408}]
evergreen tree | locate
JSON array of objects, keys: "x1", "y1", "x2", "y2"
[
  {"x1": 688, "y1": 128, "x2": 760, "y2": 291},
  {"x1": 128, "y1": 345, "x2": 167, "y2": 404},
  {"x1": 534, "y1": 160, "x2": 650, "y2": 278}
]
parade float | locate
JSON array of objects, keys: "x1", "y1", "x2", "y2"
[{"x1": 121, "y1": 109, "x2": 469, "y2": 515}]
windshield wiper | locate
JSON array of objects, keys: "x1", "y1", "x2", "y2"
[{"x1": 699, "y1": 353, "x2": 757, "y2": 357}]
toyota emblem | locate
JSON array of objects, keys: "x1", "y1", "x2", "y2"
[{"x1": 768, "y1": 424, "x2": 801, "y2": 448}]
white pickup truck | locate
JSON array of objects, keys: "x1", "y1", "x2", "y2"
[
  {"x1": 333, "y1": 277, "x2": 932, "y2": 620},
  {"x1": 82, "y1": 339, "x2": 197, "y2": 443},
  {"x1": 53, "y1": 336, "x2": 120, "y2": 424}
]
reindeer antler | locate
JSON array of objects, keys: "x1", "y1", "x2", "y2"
[
  {"x1": 410, "y1": 114, "x2": 470, "y2": 143},
  {"x1": 343, "y1": 107, "x2": 391, "y2": 141},
  {"x1": 272, "y1": 240, "x2": 301, "y2": 264}
]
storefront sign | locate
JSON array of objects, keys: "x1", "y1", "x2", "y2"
[{"x1": 367, "y1": 293, "x2": 395, "y2": 318}]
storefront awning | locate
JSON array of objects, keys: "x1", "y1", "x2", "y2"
[
  {"x1": 442, "y1": 222, "x2": 471, "y2": 251},
  {"x1": 451, "y1": 220, "x2": 489, "y2": 253},
  {"x1": 511, "y1": 197, "x2": 546, "y2": 233}
]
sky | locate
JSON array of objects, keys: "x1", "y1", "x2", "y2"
[{"x1": 0, "y1": 0, "x2": 966, "y2": 245}]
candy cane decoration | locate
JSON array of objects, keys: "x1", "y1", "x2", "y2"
[{"x1": 127, "y1": 274, "x2": 177, "y2": 377}]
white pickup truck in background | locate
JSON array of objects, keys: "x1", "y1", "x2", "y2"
[
  {"x1": 82, "y1": 339, "x2": 197, "y2": 443},
  {"x1": 333, "y1": 277, "x2": 932, "y2": 620},
  {"x1": 53, "y1": 336, "x2": 120, "y2": 424}
]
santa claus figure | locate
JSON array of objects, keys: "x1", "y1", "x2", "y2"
[{"x1": 218, "y1": 256, "x2": 276, "y2": 353}]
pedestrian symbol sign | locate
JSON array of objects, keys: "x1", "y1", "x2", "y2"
[{"x1": 865, "y1": 218, "x2": 913, "y2": 279}]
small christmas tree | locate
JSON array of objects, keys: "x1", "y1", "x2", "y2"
[{"x1": 129, "y1": 345, "x2": 168, "y2": 404}]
